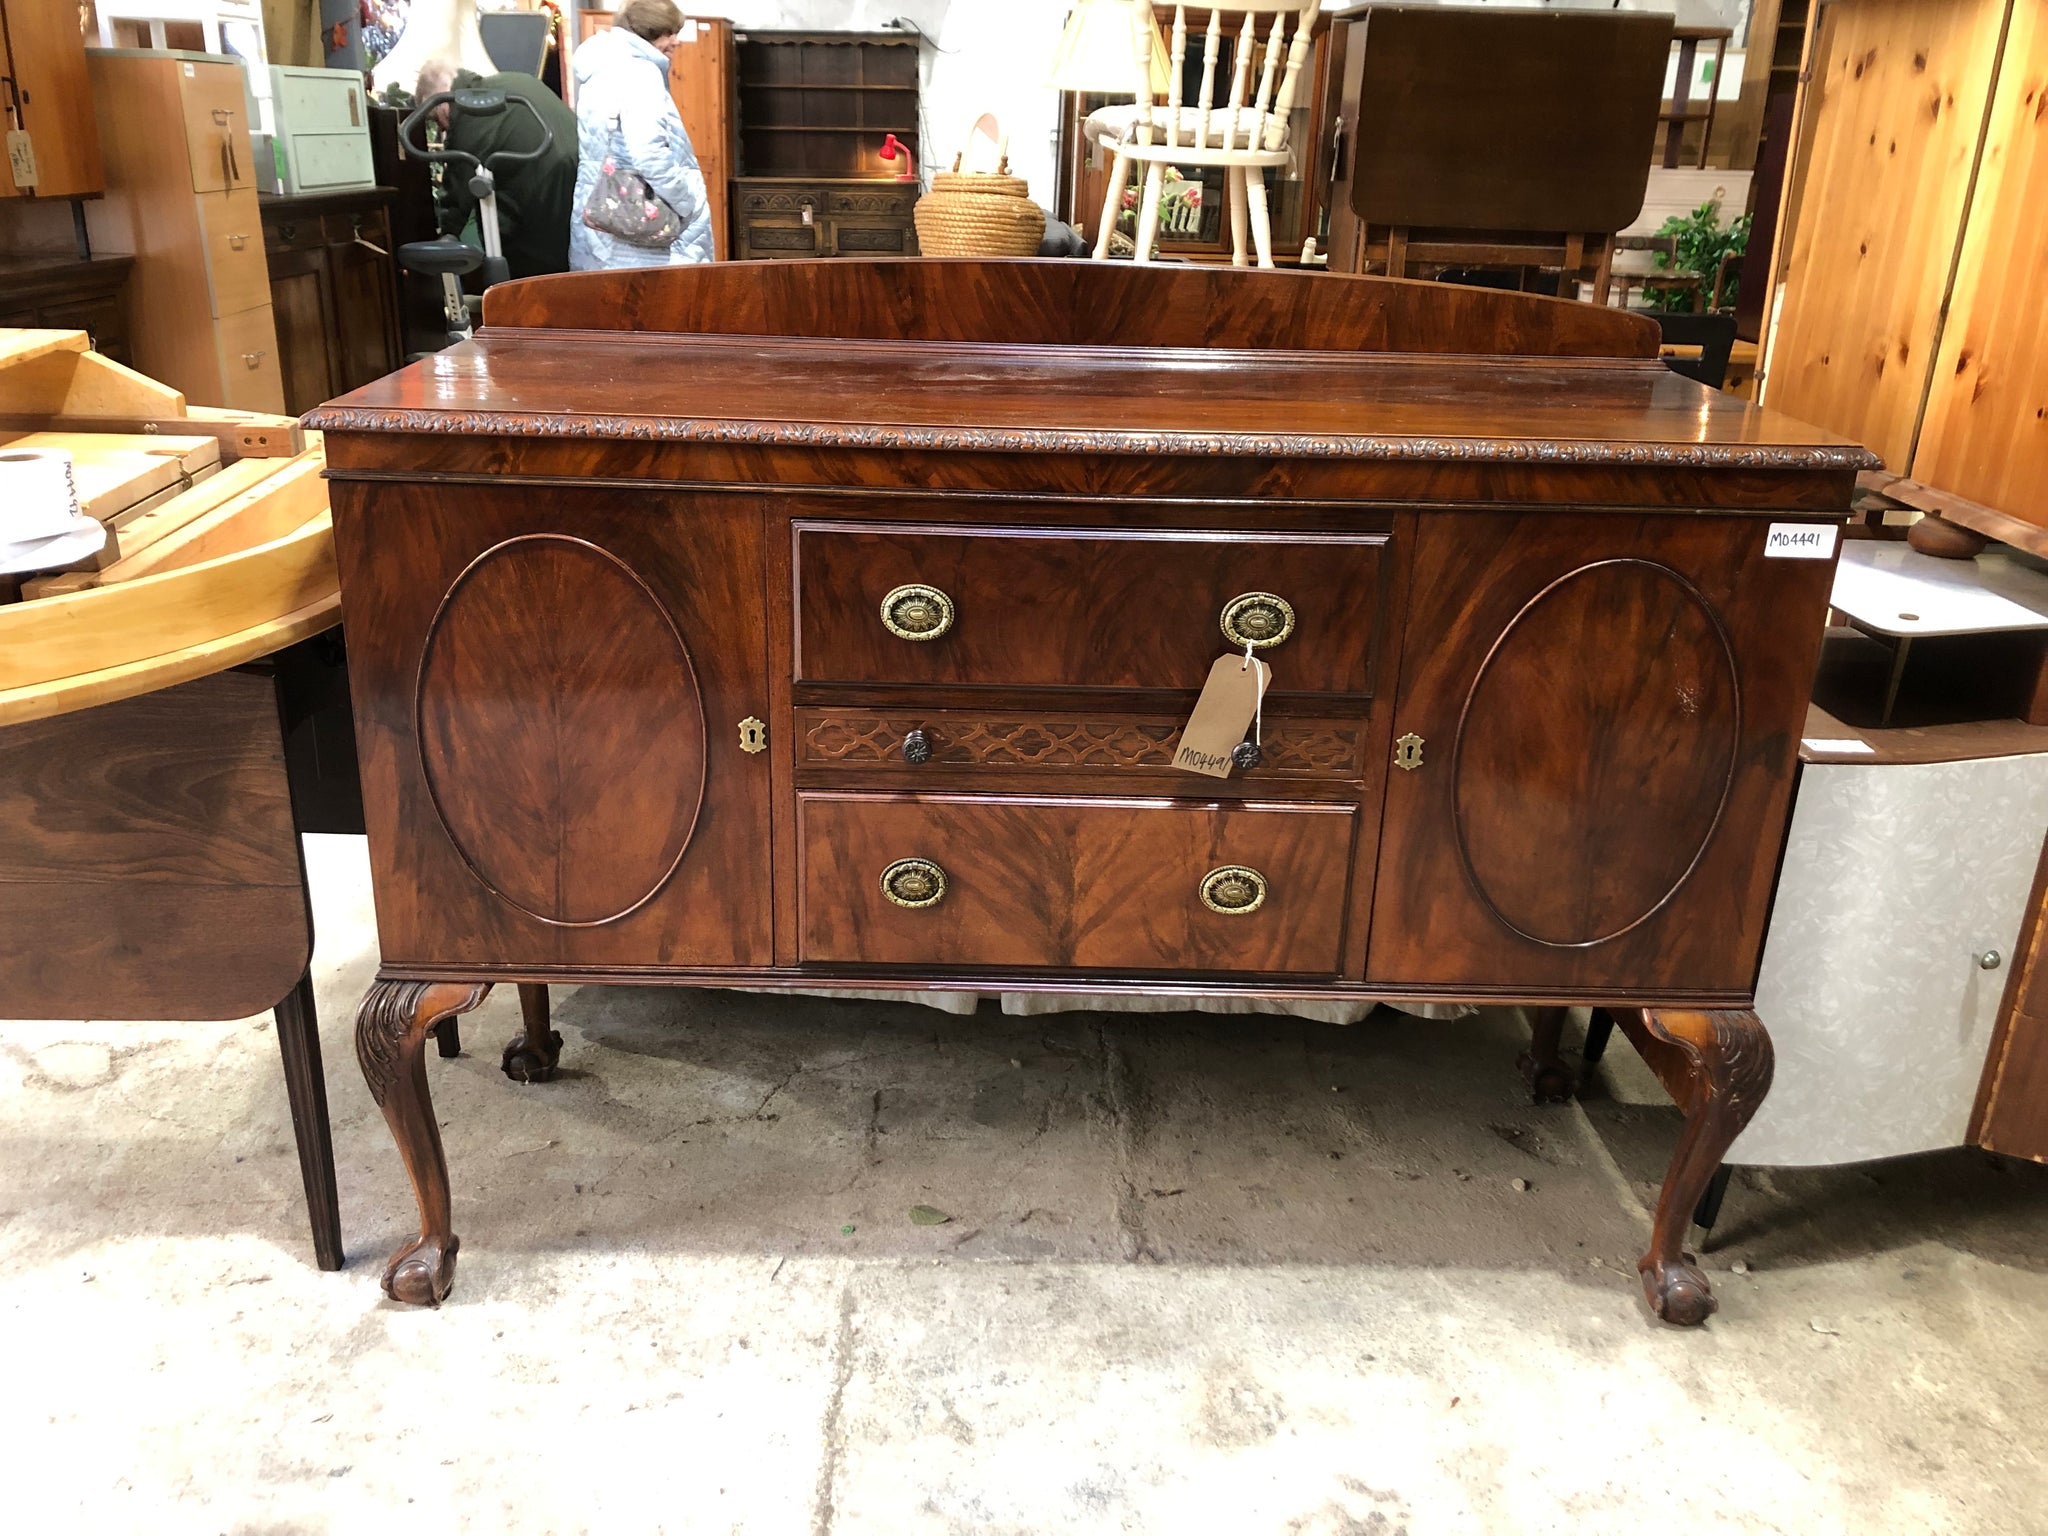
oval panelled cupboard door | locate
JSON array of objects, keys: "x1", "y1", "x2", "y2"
[
  {"x1": 415, "y1": 535, "x2": 708, "y2": 927},
  {"x1": 1367, "y1": 514, "x2": 1825, "y2": 993}
]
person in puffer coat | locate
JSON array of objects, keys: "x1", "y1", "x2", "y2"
[{"x1": 569, "y1": 0, "x2": 714, "y2": 269}]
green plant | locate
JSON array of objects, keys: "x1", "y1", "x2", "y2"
[{"x1": 1646, "y1": 199, "x2": 1752, "y2": 314}]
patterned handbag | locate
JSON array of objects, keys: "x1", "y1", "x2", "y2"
[{"x1": 579, "y1": 122, "x2": 683, "y2": 248}]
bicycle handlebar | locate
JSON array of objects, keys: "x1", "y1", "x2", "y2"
[{"x1": 400, "y1": 89, "x2": 555, "y2": 176}]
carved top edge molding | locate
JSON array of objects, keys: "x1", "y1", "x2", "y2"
[{"x1": 303, "y1": 405, "x2": 1882, "y2": 472}]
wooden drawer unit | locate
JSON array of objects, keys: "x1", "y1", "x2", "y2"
[
  {"x1": 85, "y1": 49, "x2": 284, "y2": 410},
  {"x1": 798, "y1": 792, "x2": 1355, "y2": 975},
  {"x1": 197, "y1": 189, "x2": 267, "y2": 315},
  {"x1": 793, "y1": 522, "x2": 1389, "y2": 696},
  {"x1": 733, "y1": 178, "x2": 918, "y2": 260}
]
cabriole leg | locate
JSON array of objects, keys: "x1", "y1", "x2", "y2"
[
  {"x1": 501, "y1": 982, "x2": 562, "y2": 1083},
  {"x1": 355, "y1": 978, "x2": 492, "y2": 1304},
  {"x1": 1628, "y1": 1008, "x2": 1774, "y2": 1326}
]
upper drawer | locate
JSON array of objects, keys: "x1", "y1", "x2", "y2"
[
  {"x1": 794, "y1": 522, "x2": 1389, "y2": 696},
  {"x1": 178, "y1": 60, "x2": 256, "y2": 193}
]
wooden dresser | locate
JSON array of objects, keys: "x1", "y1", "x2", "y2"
[
  {"x1": 260, "y1": 189, "x2": 401, "y2": 415},
  {"x1": 82, "y1": 48, "x2": 285, "y2": 411},
  {"x1": 307, "y1": 260, "x2": 1875, "y2": 1324}
]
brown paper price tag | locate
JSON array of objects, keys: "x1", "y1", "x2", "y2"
[{"x1": 1173, "y1": 654, "x2": 1270, "y2": 778}]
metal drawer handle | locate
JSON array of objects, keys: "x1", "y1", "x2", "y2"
[
  {"x1": 881, "y1": 856, "x2": 947, "y2": 909},
  {"x1": 1200, "y1": 865, "x2": 1267, "y2": 916},
  {"x1": 1978, "y1": 950, "x2": 2002, "y2": 971},
  {"x1": 241, "y1": 350, "x2": 266, "y2": 368},
  {"x1": 228, "y1": 233, "x2": 248, "y2": 249},
  {"x1": 880, "y1": 583, "x2": 955, "y2": 642},
  {"x1": 1220, "y1": 591, "x2": 1295, "y2": 649}
]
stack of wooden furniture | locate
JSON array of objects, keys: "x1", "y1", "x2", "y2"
[
  {"x1": 82, "y1": 47, "x2": 286, "y2": 412},
  {"x1": 1060, "y1": 2, "x2": 1342, "y2": 264},
  {"x1": 1320, "y1": 4, "x2": 1671, "y2": 299},
  {"x1": 0, "y1": 328, "x2": 345, "y2": 1272}
]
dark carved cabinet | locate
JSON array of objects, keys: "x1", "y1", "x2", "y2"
[
  {"x1": 262, "y1": 190, "x2": 402, "y2": 414},
  {"x1": 308, "y1": 259, "x2": 1873, "y2": 1324}
]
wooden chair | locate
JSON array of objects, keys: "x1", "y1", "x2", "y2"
[{"x1": 1086, "y1": 1, "x2": 1320, "y2": 268}]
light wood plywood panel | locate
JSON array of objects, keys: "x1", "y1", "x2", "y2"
[
  {"x1": 1767, "y1": 0, "x2": 2011, "y2": 470},
  {"x1": 1914, "y1": 1, "x2": 2048, "y2": 533}
]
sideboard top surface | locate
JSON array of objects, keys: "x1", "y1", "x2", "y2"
[{"x1": 308, "y1": 261, "x2": 1875, "y2": 475}]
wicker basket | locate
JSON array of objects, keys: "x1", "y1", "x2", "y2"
[{"x1": 914, "y1": 159, "x2": 1046, "y2": 258}]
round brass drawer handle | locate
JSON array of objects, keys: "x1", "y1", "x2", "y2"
[
  {"x1": 1200, "y1": 865, "x2": 1267, "y2": 915},
  {"x1": 880, "y1": 583, "x2": 955, "y2": 641},
  {"x1": 1220, "y1": 592, "x2": 1295, "y2": 649},
  {"x1": 881, "y1": 856, "x2": 948, "y2": 909}
]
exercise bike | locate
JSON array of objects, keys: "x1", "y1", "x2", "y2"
[{"x1": 397, "y1": 87, "x2": 555, "y2": 354}]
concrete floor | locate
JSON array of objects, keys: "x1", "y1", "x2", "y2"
[{"x1": 4, "y1": 837, "x2": 2046, "y2": 1534}]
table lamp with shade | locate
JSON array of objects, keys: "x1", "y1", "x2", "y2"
[{"x1": 1049, "y1": 1, "x2": 1172, "y2": 241}]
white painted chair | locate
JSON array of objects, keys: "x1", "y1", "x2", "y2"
[{"x1": 1086, "y1": 0, "x2": 1319, "y2": 268}]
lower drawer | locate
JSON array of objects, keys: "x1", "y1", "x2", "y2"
[{"x1": 798, "y1": 791, "x2": 1354, "y2": 975}]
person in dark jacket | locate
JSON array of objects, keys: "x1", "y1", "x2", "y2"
[{"x1": 414, "y1": 60, "x2": 579, "y2": 278}]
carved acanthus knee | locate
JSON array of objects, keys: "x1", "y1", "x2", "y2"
[
  {"x1": 355, "y1": 978, "x2": 492, "y2": 1305},
  {"x1": 1631, "y1": 1007, "x2": 1773, "y2": 1326}
]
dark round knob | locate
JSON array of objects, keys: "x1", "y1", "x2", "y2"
[
  {"x1": 903, "y1": 728, "x2": 932, "y2": 765},
  {"x1": 1231, "y1": 740, "x2": 1262, "y2": 770}
]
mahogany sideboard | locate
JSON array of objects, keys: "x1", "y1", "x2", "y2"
[{"x1": 305, "y1": 259, "x2": 1876, "y2": 1324}]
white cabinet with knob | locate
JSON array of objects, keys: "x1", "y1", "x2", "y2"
[{"x1": 1730, "y1": 746, "x2": 2048, "y2": 1166}]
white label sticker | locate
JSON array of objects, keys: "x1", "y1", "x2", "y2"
[
  {"x1": 5, "y1": 129, "x2": 36, "y2": 189},
  {"x1": 1765, "y1": 523, "x2": 1839, "y2": 559},
  {"x1": 184, "y1": 62, "x2": 195, "y2": 75},
  {"x1": 1802, "y1": 738, "x2": 1876, "y2": 754}
]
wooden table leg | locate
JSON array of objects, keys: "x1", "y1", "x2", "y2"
[
  {"x1": 1518, "y1": 1005, "x2": 1575, "y2": 1103},
  {"x1": 1623, "y1": 1007, "x2": 1775, "y2": 1326},
  {"x1": 273, "y1": 968, "x2": 343, "y2": 1271},
  {"x1": 502, "y1": 982, "x2": 562, "y2": 1083},
  {"x1": 355, "y1": 978, "x2": 492, "y2": 1305}
]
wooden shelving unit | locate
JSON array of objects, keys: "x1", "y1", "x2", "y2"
[{"x1": 729, "y1": 31, "x2": 922, "y2": 261}]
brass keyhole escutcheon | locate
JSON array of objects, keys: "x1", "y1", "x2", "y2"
[
  {"x1": 738, "y1": 716, "x2": 768, "y2": 753},
  {"x1": 1199, "y1": 865, "x2": 1267, "y2": 916},
  {"x1": 1220, "y1": 592, "x2": 1296, "y2": 650},
  {"x1": 880, "y1": 583, "x2": 956, "y2": 642},
  {"x1": 881, "y1": 856, "x2": 948, "y2": 909},
  {"x1": 1393, "y1": 732, "x2": 1424, "y2": 771}
]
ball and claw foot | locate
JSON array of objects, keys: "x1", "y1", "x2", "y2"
[
  {"x1": 1640, "y1": 1254, "x2": 1717, "y2": 1327},
  {"x1": 383, "y1": 1233, "x2": 459, "y2": 1306},
  {"x1": 501, "y1": 1028, "x2": 563, "y2": 1083},
  {"x1": 1517, "y1": 1049, "x2": 1576, "y2": 1105}
]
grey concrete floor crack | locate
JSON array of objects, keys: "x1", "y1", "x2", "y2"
[
  {"x1": 1097, "y1": 1022, "x2": 1155, "y2": 1263},
  {"x1": 810, "y1": 1274, "x2": 858, "y2": 1536}
]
